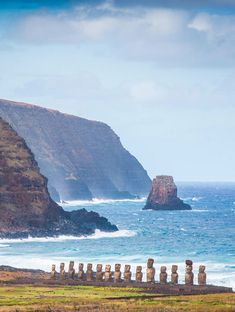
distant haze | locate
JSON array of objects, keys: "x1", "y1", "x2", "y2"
[{"x1": 0, "y1": 0, "x2": 235, "y2": 181}]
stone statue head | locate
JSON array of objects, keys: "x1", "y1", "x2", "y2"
[
  {"x1": 160, "y1": 266, "x2": 166, "y2": 273},
  {"x1": 60, "y1": 263, "x2": 65, "y2": 270},
  {"x1": 79, "y1": 263, "x2": 84, "y2": 271},
  {"x1": 105, "y1": 265, "x2": 111, "y2": 272},
  {"x1": 125, "y1": 265, "x2": 131, "y2": 272},
  {"x1": 136, "y1": 266, "x2": 142, "y2": 273},
  {"x1": 186, "y1": 265, "x2": 192, "y2": 273},
  {"x1": 52, "y1": 264, "x2": 56, "y2": 271},
  {"x1": 69, "y1": 261, "x2": 74, "y2": 269},
  {"x1": 147, "y1": 258, "x2": 154, "y2": 268},
  {"x1": 172, "y1": 265, "x2": 178, "y2": 273},
  {"x1": 96, "y1": 264, "x2": 102, "y2": 272},
  {"x1": 87, "y1": 263, "x2": 92, "y2": 270},
  {"x1": 199, "y1": 265, "x2": 205, "y2": 273},
  {"x1": 115, "y1": 264, "x2": 121, "y2": 272}
]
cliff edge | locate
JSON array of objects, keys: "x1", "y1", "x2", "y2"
[
  {"x1": 0, "y1": 99, "x2": 151, "y2": 201},
  {"x1": 0, "y1": 117, "x2": 117, "y2": 238},
  {"x1": 143, "y1": 176, "x2": 191, "y2": 211}
]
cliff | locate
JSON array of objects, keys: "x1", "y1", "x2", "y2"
[
  {"x1": 0, "y1": 99, "x2": 151, "y2": 201},
  {"x1": 143, "y1": 176, "x2": 191, "y2": 210},
  {"x1": 0, "y1": 117, "x2": 117, "y2": 238}
]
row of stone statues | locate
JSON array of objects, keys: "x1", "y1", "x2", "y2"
[{"x1": 51, "y1": 259, "x2": 206, "y2": 285}]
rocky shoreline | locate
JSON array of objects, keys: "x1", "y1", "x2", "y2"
[{"x1": 0, "y1": 117, "x2": 118, "y2": 239}]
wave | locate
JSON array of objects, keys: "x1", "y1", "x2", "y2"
[
  {"x1": 60, "y1": 197, "x2": 146, "y2": 206},
  {"x1": 192, "y1": 197, "x2": 203, "y2": 201},
  {"x1": 0, "y1": 229, "x2": 137, "y2": 244},
  {"x1": 0, "y1": 244, "x2": 9, "y2": 248},
  {"x1": 180, "y1": 197, "x2": 203, "y2": 202}
]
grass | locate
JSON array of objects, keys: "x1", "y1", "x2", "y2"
[{"x1": 0, "y1": 285, "x2": 234, "y2": 311}]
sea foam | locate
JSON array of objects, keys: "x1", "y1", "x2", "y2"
[
  {"x1": 0, "y1": 229, "x2": 137, "y2": 244},
  {"x1": 61, "y1": 197, "x2": 146, "y2": 206}
]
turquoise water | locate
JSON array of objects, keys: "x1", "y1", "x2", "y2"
[{"x1": 0, "y1": 183, "x2": 234, "y2": 288}]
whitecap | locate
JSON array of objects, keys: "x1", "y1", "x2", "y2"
[
  {"x1": 180, "y1": 197, "x2": 192, "y2": 201},
  {"x1": 0, "y1": 229, "x2": 137, "y2": 244},
  {"x1": 180, "y1": 197, "x2": 203, "y2": 202},
  {"x1": 192, "y1": 197, "x2": 203, "y2": 201},
  {"x1": 61, "y1": 197, "x2": 146, "y2": 206},
  {"x1": 0, "y1": 244, "x2": 9, "y2": 248}
]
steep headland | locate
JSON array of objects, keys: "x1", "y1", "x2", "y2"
[
  {"x1": 0, "y1": 99, "x2": 151, "y2": 201},
  {"x1": 143, "y1": 175, "x2": 191, "y2": 210},
  {"x1": 0, "y1": 116, "x2": 117, "y2": 238}
]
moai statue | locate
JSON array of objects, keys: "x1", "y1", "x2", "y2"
[
  {"x1": 136, "y1": 266, "x2": 143, "y2": 283},
  {"x1": 78, "y1": 263, "x2": 84, "y2": 280},
  {"x1": 68, "y1": 261, "x2": 75, "y2": 279},
  {"x1": 114, "y1": 264, "x2": 121, "y2": 283},
  {"x1": 86, "y1": 263, "x2": 94, "y2": 281},
  {"x1": 104, "y1": 264, "x2": 112, "y2": 282},
  {"x1": 96, "y1": 264, "x2": 103, "y2": 282},
  {"x1": 51, "y1": 264, "x2": 57, "y2": 279},
  {"x1": 60, "y1": 263, "x2": 66, "y2": 280},
  {"x1": 171, "y1": 265, "x2": 178, "y2": 284},
  {"x1": 159, "y1": 266, "x2": 167, "y2": 284},
  {"x1": 198, "y1": 265, "x2": 206, "y2": 285},
  {"x1": 185, "y1": 260, "x2": 194, "y2": 285},
  {"x1": 123, "y1": 265, "x2": 132, "y2": 283},
  {"x1": 147, "y1": 258, "x2": 155, "y2": 283}
]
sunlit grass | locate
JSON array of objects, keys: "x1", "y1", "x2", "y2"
[{"x1": 0, "y1": 285, "x2": 234, "y2": 311}]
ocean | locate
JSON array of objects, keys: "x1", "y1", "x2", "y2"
[{"x1": 0, "y1": 182, "x2": 234, "y2": 289}]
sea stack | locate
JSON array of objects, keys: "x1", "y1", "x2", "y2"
[
  {"x1": 0, "y1": 117, "x2": 118, "y2": 238},
  {"x1": 143, "y1": 175, "x2": 191, "y2": 211}
]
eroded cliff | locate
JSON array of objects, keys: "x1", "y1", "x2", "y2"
[
  {"x1": 0, "y1": 117, "x2": 117, "y2": 238},
  {"x1": 143, "y1": 175, "x2": 191, "y2": 210},
  {"x1": 0, "y1": 99, "x2": 151, "y2": 201}
]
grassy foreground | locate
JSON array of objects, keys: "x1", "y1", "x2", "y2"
[{"x1": 0, "y1": 285, "x2": 234, "y2": 312}]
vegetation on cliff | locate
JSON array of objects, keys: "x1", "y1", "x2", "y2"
[
  {"x1": 0, "y1": 117, "x2": 117, "y2": 238},
  {"x1": 0, "y1": 99, "x2": 151, "y2": 201}
]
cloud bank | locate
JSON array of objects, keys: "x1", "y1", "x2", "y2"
[{"x1": 3, "y1": 1, "x2": 235, "y2": 66}]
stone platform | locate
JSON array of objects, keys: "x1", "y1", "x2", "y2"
[
  {"x1": 3, "y1": 277, "x2": 233, "y2": 295},
  {"x1": 1, "y1": 258, "x2": 233, "y2": 295}
]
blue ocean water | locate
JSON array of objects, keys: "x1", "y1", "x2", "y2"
[{"x1": 0, "y1": 183, "x2": 234, "y2": 288}]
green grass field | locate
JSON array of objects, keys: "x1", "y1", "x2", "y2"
[{"x1": 0, "y1": 285, "x2": 234, "y2": 311}]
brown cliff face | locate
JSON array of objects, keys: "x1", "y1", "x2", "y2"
[
  {"x1": 0, "y1": 99, "x2": 151, "y2": 201},
  {"x1": 0, "y1": 117, "x2": 117, "y2": 238},
  {"x1": 143, "y1": 176, "x2": 191, "y2": 210}
]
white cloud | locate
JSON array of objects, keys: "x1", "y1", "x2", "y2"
[
  {"x1": 3, "y1": 1, "x2": 235, "y2": 66},
  {"x1": 188, "y1": 13, "x2": 212, "y2": 33}
]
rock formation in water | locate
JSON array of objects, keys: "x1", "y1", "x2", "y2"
[
  {"x1": 143, "y1": 175, "x2": 191, "y2": 210},
  {"x1": 0, "y1": 99, "x2": 151, "y2": 201},
  {"x1": 0, "y1": 116, "x2": 118, "y2": 238}
]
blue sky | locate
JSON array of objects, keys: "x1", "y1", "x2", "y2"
[{"x1": 0, "y1": 0, "x2": 235, "y2": 181}]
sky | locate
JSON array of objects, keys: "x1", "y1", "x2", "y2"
[{"x1": 0, "y1": 0, "x2": 235, "y2": 181}]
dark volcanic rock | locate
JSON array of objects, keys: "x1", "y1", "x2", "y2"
[
  {"x1": 143, "y1": 176, "x2": 191, "y2": 210},
  {"x1": 0, "y1": 99, "x2": 151, "y2": 200},
  {"x1": 0, "y1": 117, "x2": 117, "y2": 238}
]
